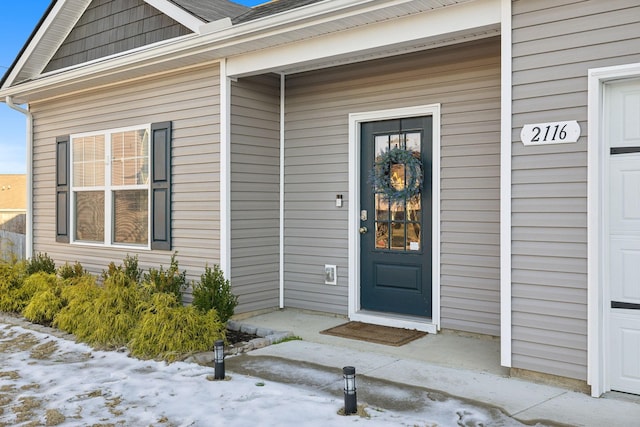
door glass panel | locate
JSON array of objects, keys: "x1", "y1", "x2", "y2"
[
  {"x1": 407, "y1": 223, "x2": 421, "y2": 251},
  {"x1": 375, "y1": 135, "x2": 388, "y2": 157},
  {"x1": 390, "y1": 164, "x2": 406, "y2": 191},
  {"x1": 407, "y1": 195, "x2": 421, "y2": 222},
  {"x1": 390, "y1": 222, "x2": 405, "y2": 250},
  {"x1": 405, "y1": 132, "x2": 421, "y2": 152},
  {"x1": 391, "y1": 201, "x2": 405, "y2": 221},
  {"x1": 375, "y1": 194, "x2": 389, "y2": 221},
  {"x1": 375, "y1": 222, "x2": 389, "y2": 249},
  {"x1": 372, "y1": 131, "x2": 422, "y2": 252},
  {"x1": 390, "y1": 134, "x2": 401, "y2": 149}
]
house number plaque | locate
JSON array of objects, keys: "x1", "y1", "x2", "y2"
[{"x1": 520, "y1": 120, "x2": 580, "y2": 146}]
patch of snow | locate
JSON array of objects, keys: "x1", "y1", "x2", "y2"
[{"x1": 0, "y1": 324, "x2": 535, "y2": 426}]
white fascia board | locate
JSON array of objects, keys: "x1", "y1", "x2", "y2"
[
  {"x1": 226, "y1": 0, "x2": 501, "y2": 77},
  {"x1": 144, "y1": 0, "x2": 206, "y2": 33},
  {"x1": 202, "y1": 0, "x2": 412, "y2": 35},
  {"x1": 2, "y1": 0, "x2": 86, "y2": 89}
]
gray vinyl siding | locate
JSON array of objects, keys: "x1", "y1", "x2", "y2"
[
  {"x1": 511, "y1": 0, "x2": 640, "y2": 381},
  {"x1": 30, "y1": 64, "x2": 221, "y2": 290},
  {"x1": 230, "y1": 75, "x2": 281, "y2": 313},
  {"x1": 44, "y1": 0, "x2": 191, "y2": 73},
  {"x1": 284, "y1": 37, "x2": 501, "y2": 332}
]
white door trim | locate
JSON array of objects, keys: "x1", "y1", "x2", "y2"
[
  {"x1": 587, "y1": 62, "x2": 640, "y2": 397},
  {"x1": 348, "y1": 104, "x2": 441, "y2": 334}
]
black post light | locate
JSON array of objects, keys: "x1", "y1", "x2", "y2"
[
  {"x1": 214, "y1": 340, "x2": 225, "y2": 380},
  {"x1": 343, "y1": 366, "x2": 357, "y2": 415}
]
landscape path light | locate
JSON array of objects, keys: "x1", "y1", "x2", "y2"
[
  {"x1": 343, "y1": 366, "x2": 357, "y2": 415},
  {"x1": 214, "y1": 340, "x2": 225, "y2": 380}
]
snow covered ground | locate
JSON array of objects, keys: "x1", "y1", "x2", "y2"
[{"x1": 0, "y1": 322, "x2": 536, "y2": 426}]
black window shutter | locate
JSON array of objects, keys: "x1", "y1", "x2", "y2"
[
  {"x1": 56, "y1": 135, "x2": 70, "y2": 243},
  {"x1": 150, "y1": 122, "x2": 172, "y2": 250}
]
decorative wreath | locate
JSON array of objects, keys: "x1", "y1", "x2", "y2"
[{"x1": 370, "y1": 147, "x2": 423, "y2": 203}]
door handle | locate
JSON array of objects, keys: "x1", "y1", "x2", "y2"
[{"x1": 359, "y1": 226, "x2": 368, "y2": 234}]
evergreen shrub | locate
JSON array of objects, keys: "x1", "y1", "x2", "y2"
[
  {"x1": 23, "y1": 289, "x2": 64, "y2": 325},
  {"x1": 53, "y1": 275, "x2": 101, "y2": 334},
  {"x1": 143, "y1": 253, "x2": 187, "y2": 303},
  {"x1": 25, "y1": 253, "x2": 56, "y2": 275},
  {"x1": 129, "y1": 293, "x2": 225, "y2": 362},
  {"x1": 57, "y1": 262, "x2": 86, "y2": 280},
  {"x1": 102, "y1": 254, "x2": 143, "y2": 284},
  {"x1": 192, "y1": 265, "x2": 238, "y2": 323},
  {"x1": 0, "y1": 260, "x2": 27, "y2": 312}
]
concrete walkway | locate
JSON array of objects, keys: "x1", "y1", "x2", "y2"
[{"x1": 231, "y1": 309, "x2": 640, "y2": 427}]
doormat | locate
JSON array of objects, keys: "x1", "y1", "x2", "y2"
[{"x1": 319, "y1": 321, "x2": 427, "y2": 346}]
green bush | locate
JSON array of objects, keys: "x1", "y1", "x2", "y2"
[
  {"x1": 143, "y1": 253, "x2": 187, "y2": 303},
  {"x1": 57, "y1": 262, "x2": 87, "y2": 280},
  {"x1": 74, "y1": 271, "x2": 145, "y2": 348},
  {"x1": 1, "y1": 272, "x2": 57, "y2": 313},
  {"x1": 102, "y1": 254, "x2": 143, "y2": 284},
  {"x1": 53, "y1": 275, "x2": 101, "y2": 334},
  {"x1": 129, "y1": 293, "x2": 225, "y2": 362},
  {"x1": 0, "y1": 260, "x2": 27, "y2": 312},
  {"x1": 23, "y1": 289, "x2": 64, "y2": 325},
  {"x1": 25, "y1": 253, "x2": 56, "y2": 275},
  {"x1": 192, "y1": 265, "x2": 238, "y2": 323}
]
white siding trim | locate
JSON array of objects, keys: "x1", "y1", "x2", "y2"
[
  {"x1": 499, "y1": 0, "x2": 512, "y2": 368},
  {"x1": 220, "y1": 60, "x2": 231, "y2": 278},
  {"x1": 587, "y1": 62, "x2": 640, "y2": 397},
  {"x1": 144, "y1": 0, "x2": 206, "y2": 33},
  {"x1": 348, "y1": 104, "x2": 441, "y2": 335},
  {"x1": 279, "y1": 73, "x2": 285, "y2": 309},
  {"x1": 226, "y1": 0, "x2": 501, "y2": 77}
]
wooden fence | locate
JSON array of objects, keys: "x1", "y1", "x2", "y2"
[{"x1": 0, "y1": 230, "x2": 26, "y2": 260}]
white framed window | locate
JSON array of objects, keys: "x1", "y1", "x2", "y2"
[{"x1": 70, "y1": 124, "x2": 151, "y2": 248}]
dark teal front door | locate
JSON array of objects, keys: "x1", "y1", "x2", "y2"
[{"x1": 360, "y1": 117, "x2": 432, "y2": 317}]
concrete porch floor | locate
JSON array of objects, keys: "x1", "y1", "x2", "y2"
[
  {"x1": 236, "y1": 308, "x2": 509, "y2": 376},
  {"x1": 231, "y1": 308, "x2": 640, "y2": 426}
]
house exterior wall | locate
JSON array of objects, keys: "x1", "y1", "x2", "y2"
[
  {"x1": 511, "y1": 0, "x2": 640, "y2": 381},
  {"x1": 284, "y1": 37, "x2": 501, "y2": 334},
  {"x1": 230, "y1": 74, "x2": 281, "y2": 313},
  {"x1": 30, "y1": 63, "x2": 221, "y2": 285},
  {"x1": 44, "y1": 0, "x2": 191, "y2": 73}
]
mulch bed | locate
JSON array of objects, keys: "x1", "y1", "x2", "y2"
[{"x1": 226, "y1": 328, "x2": 258, "y2": 345}]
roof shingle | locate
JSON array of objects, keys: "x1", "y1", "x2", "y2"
[{"x1": 232, "y1": 0, "x2": 326, "y2": 24}]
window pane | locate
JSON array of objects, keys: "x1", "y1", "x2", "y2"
[
  {"x1": 112, "y1": 130, "x2": 149, "y2": 186},
  {"x1": 405, "y1": 132, "x2": 421, "y2": 153},
  {"x1": 75, "y1": 191, "x2": 104, "y2": 242},
  {"x1": 113, "y1": 190, "x2": 148, "y2": 245},
  {"x1": 375, "y1": 222, "x2": 389, "y2": 249},
  {"x1": 72, "y1": 136, "x2": 105, "y2": 187},
  {"x1": 390, "y1": 222, "x2": 405, "y2": 250},
  {"x1": 375, "y1": 135, "x2": 388, "y2": 157},
  {"x1": 375, "y1": 194, "x2": 389, "y2": 221},
  {"x1": 407, "y1": 223, "x2": 421, "y2": 251}
]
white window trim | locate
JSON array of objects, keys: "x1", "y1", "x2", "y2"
[
  {"x1": 348, "y1": 104, "x2": 441, "y2": 334},
  {"x1": 587, "y1": 62, "x2": 640, "y2": 397},
  {"x1": 70, "y1": 123, "x2": 152, "y2": 250}
]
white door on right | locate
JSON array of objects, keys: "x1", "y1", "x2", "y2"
[{"x1": 606, "y1": 78, "x2": 640, "y2": 394}]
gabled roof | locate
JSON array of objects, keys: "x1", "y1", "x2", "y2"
[
  {"x1": 1, "y1": 0, "x2": 501, "y2": 103},
  {"x1": 232, "y1": 0, "x2": 325, "y2": 24},
  {"x1": 0, "y1": 0, "x2": 250, "y2": 89},
  {"x1": 171, "y1": 0, "x2": 249, "y2": 22}
]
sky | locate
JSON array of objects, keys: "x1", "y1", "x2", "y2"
[
  {"x1": 0, "y1": 322, "x2": 518, "y2": 426},
  {"x1": 0, "y1": 0, "x2": 266, "y2": 175}
]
